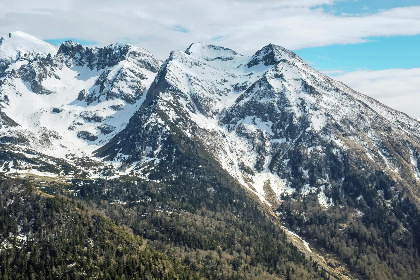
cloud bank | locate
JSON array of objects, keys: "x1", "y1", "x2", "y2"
[
  {"x1": 335, "y1": 68, "x2": 420, "y2": 119},
  {"x1": 0, "y1": 1, "x2": 419, "y2": 57}
]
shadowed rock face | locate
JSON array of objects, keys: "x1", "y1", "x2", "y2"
[{"x1": 58, "y1": 40, "x2": 161, "y2": 72}]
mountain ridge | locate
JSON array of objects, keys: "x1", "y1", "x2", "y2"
[{"x1": 2, "y1": 31, "x2": 420, "y2": 211}]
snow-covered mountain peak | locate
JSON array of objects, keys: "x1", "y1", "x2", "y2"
[
  {"x1": 56, "y1": 41, "x2": 161, "y2": 73},
  {"x1": 0, "y1": 33, "x2": 163, "y2": 168},
  {"x1": 247, "y1": 43, "x2": 301, "y2": 68},
  {"x1": 0, "y1": 31, "x2": 57, "y2": 61},
  {"x1": 57, "y1": 40, "x2": 85, "y2": 58},
  {"x1": 184, "y1": 42, "x2": 251, "y2": 71},
  {"x1": 185, "y1": 42, "x2": 242, "y2": 61}
]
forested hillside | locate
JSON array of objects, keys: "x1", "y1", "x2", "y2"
[{"x1": 0, "y1": 177, "x2": 201, "y2": 280}]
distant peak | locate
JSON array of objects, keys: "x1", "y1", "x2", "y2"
[
  {"x1": 261, "y1": 43, "x2": 276, "y2": 50},
  {"x1": 185, "y1": 42, "x2": 209, "y2": 53},
  {"x1": 4, "y1": 31, "x2": 55, "y2": 48},
  {"x1": 107, "y1": 42, "x2": 132, "y2": 49},
  {"x1": 58, "y1": 40, "x2": 85, "y2": 57},
  {"x1": 8, "y1": 31, "x2": 38, "y2": 39},
  {"x1": 265, "y1": 43, "x2": 298, "y2": 57},
  {"x1": 101, "y1": 42, "x2": 152, "y2": 56},
  {"x1": 61, "y1": 40, "x2": 82, "y2": 48},
  {"x1": 185, "y1": 42, "x2": 242, "y2": 61},
  {"x1": 2, "y1": 31, "x2": 38, "y2": 42},
  {"x1": 0, "y1": 31, "x2": 57, "y2": 60},
  {"x1": 185, "y1": 42, "x2": 208, "y2": 51}
]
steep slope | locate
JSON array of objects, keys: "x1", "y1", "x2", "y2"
[
  {"x1": 98, "y1": 42, "x2": 420, "y2": 205},
  {"x1": 96, "y1": 43, "x2": 274, "y2": 176},
  {"x1": 41, "y1": 154, "x2": 335, "y2": 279},
  {"x1": 0, "y1": 176, "x2": 201, "y2": 279},
  {"x1": 97, "y1": 42, "x2": 420, "y2": 279}
]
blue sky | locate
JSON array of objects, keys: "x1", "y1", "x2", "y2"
[
  {"x1": 0, "y1": 0, "x2": 419, "y2": 118},
  {"x1": 319, "y1": 0, "x2": 420, "y2": 15},
  {"x1": 296, "y1": 0, "x2": 420, "y2": 73},
  {"x1": 46, "y1": 34, "x2": 420, "y2": 75},
  {"x1": 46, "y1": 38, "x2": 96, "y2": 47},
  {"x1": 295, "y1": 35, "x2": 420, "y2": 73}
]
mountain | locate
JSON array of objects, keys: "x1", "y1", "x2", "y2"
[
  {"x1": 0, "y1": 31, "x2": 57, "y2": 66},
  {"x1": 1, "y1": 32, "x2": 420, "y2": 279},
  {"x1": 0, "y1": 32, "x2": 161, "y2": 177},
  {"x1": 100, "y1": 41, "x2": 420, "y2": 202}
]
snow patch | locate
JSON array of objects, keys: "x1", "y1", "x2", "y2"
[
  {"x1": 409, "y1": 146, "x2": 420, "y2": 180},
  {"x1": 317, "y1": 185, "x2": 334, "y2": 208},
  {"x1": 285, "y1": 228, "x2": 312, "y2": 253}
]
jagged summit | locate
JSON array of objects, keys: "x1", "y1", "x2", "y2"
[
  {"x1": 247, "y1": 43, "x2": 301, "y2": 68},
  {"x1": 185, "y1": 42, "x2": 242, "y2": 61},
  {"x1": 0, "y1": 31, "x2": 57, "y2": 61},
  {"x1": 182, "y1": 42, "x2": 304, "y2": 76},
  {"x1": 0, "y1": 32, "x2": 162, "y2": 166},
  {"x1": 57, "y1": 40, "x2": 85, "y2": 57},
  {"x1": 58, "y1": 40, "x2": 161, "y2": 72}
]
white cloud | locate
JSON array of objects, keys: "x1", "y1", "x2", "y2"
[
  {"x1": 0, "y1": 1, "x2": 419, "y2": 58},
  {"x1": 334, "y1": 68, "x2": 420, "y2": 119}
]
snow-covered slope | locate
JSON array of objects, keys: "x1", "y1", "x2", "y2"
[
  {"x1": 0, "y1": 34, "x2": 161, "y2": 176},
  {"x1": 0, "y1": 31, "x2": 57, "y2": 62},
  {"x1": 98, "y1": 42, "x2": 420, "y2": 207}
]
